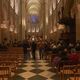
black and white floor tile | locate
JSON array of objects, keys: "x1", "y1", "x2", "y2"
[
  {"x1": 11, "y1": 59, "x2": 79, "y2": 80},
  {"x1": 11, "y1": 60, "x2": 59, "y2": 80}
]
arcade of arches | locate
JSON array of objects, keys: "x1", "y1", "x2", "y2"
[
  {"x1": 0, "y1": 0, "x2": 80, "y2": 80},
  {"x1": 0, "y1": 0, "x2": 80, "y2": 43}
]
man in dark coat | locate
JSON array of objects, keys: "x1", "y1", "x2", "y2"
[
  {"x1": 23, "y1": 39, "x2": 30, "y2": 60},
  {"x1": 31, "y1": 41, "x2": 37, "y2": 60}
]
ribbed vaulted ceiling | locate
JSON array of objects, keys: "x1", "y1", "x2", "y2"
[{"x1": 27, "y1": 0, "x2": 41, "y2": 15}]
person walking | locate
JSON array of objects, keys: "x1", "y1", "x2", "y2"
[
  {"x1": 31, "y1": 41, "x2": 37, "y2": 60},
  {"x1": 23, "y1": 39, "x2": 30, "y2": 60}
]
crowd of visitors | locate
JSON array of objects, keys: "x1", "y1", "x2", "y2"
[{"x1": 0, "y1": 38, "x2": 80, "y2": 64}]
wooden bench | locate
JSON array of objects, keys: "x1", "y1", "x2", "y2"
[
  {"x1": 0, "y1": 47, "x2": 24, "y2": 79},
  {"x1": 59, "y1": 61, "x2": 80, "y2": 80},
  {"x1": 0, "y1": 66, "x2": 11, "y2": 80}
]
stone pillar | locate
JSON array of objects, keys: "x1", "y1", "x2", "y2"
[
  {"x1": 76, "y1": 3, "x2": 80, "y2": 41},
  {"x1": 18, "y1": 0, "x2": 22, "y2": 41},
  {"x1": 0, "y1": 0, "x2": 2, "y2": 43},
  {"x1": 22, "y1": 0, "x2": 26, "y2": 40},
  {"x1": 43, "y1": 0, "x2": 46, "y2": 40},
  {"x1": 0, "y1": 29, "x2": 1, "y2": 44}
]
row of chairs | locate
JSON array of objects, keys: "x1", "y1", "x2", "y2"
[
  {"x1": 47, "y1": 51, "x2": 80, "y2": 80},
  {"x1": 0, "y1": 47, "x2": 24, "y2": 80},
  {"x1": 59, "y1": 61, "x2": 80, "y2": 80}
]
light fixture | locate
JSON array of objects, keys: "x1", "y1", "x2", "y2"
[
  {"x1": 9, "y1": 25, "x2": 14, "y2": 32},
  {"x1": 28, "y1": 29, "x2": 31, "y2": 32},
  {"x1": 0, "y1": 21, "x2": 7, "y2": 29},
  {"x1": 32, "y1": 36, "x2": 35, "y2": 41},
  {"x1": 52, "y1": 0, "x2": 56, "y2": 10},
  {"x1": 50, "y1": 6, "x2": 52, "y2": 15},
  {"x1": 14, "y1": 29, "x2": 17, "y2": 34},
  {"x1": 46, "y1": 16, "x2": 48, "y2": 25},
  {"x1": 50, "y1": 30, "x2": 53, "y2": 33},
  {"x1": 15, "y1": 0, "x2": 19, "y2": 14},
  {"x1": 53, "y1": 27, "x2": 57, "y2": 32},
  {"x1": 36, "y1": 28, "x2": 39, "y2": 32},
  {"x1": 10, "y1": 0, "x2": 15, "y2": 9},
  {"x1": 32, "y1": 28, "x2": 35, "y2": 32},
  {"x1": 22, "y1": 18, "x2": 26, "y2": 26},
  {"x1": 10, "y1": 28, "x2": 14, "y2": 32},
  {"x1": 45, "y1": 35, "x2": 47, "y2": 39},
  {"x1": 58, "y1": 24, "x2": 64, "y2": 30},
  {"x1": 57, "y1": 0, "x2": 61, "y2": 3}
]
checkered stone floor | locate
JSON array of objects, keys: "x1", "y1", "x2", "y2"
[{"x1": 11, "y1": 60, "x2": 60, "y2": 80}]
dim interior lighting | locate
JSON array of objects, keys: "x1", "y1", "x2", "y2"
[
  {"x1": 10, "y1": 25, "x2": 14, "y2": 32},
  {"x1": 32, "y1": 28, "x2": 35, "y2": 32},
  {"x1": 15, "y1": 0, "x2": 19, "y2": 14},
  {"x1": 52, "y1": 0, "x2": 56, "y2": 10},
  {"x1": 10, "y1": 28, "x2": 14, "y2": 32},
  {"x1": 32, "y1": 36, "x2": 35, "y2": 41},
  {"x1": 0, "y1": 21, "x2": 8, "y2": 29},
  {"x1": 46, "y1": 16, "x2": 48, "y2": 25},
  {"x1": 40, "y1": 23, "x2": 43, "y2": 29},
  {"x1": 31, "y1": 15, "x2": 38, "y2": 23},
  {"x1": 45, "y1": 35, "x2": 47, "y2": 39},
  {"x1": 27, "y1": 0, "x2": 41, "y2": 15},
  {"x1": 22, "y1": 18, "x2": 26, "y2": 26},
  {"x1": 28, "y1": 29, "x2": 31, "y2": 32},
  {"x1": 50, "y1": 6, "x2": 52, "y2": 15},
  {"x1": 53, "y1": 27, "x2": 57, "y2": 32},
  {"x1": 14, "y1": 29, "x2": 17, "y2": 34},
  {"x1": 50, "y1": 30, "x2": 53, "y2": 33},
  {"x1": 36, "y1": 28, "x2": 39, "y2": 32},
  {"x1": 58, "y1": 24, "x2": 65, "y2": 30},
  {"x1": 27, "y1": 0, "x2": 40, "y2": 5},
  {"x1": 57, "y1": 0, "x2": 61, "y2": 3},
  {"x1": 29, "y1": 11, "x2": 39, "y2": 15},
  {"x1": 10, "y1": 0, "x2": 15, "y2": 9},
  {"x1": 28, "y1": 5, "x2": 39, "y2": 11},
  {"x1": 1, "y1": 24, "x2": 7, "y2": 29}
]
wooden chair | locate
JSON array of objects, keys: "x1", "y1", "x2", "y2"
[
  {"x1": 59, "y1": 61, "x2": 80, "y2": 80},
  {"x1": 0, "y1": 66, "x2": 11, "y2": 80}
]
